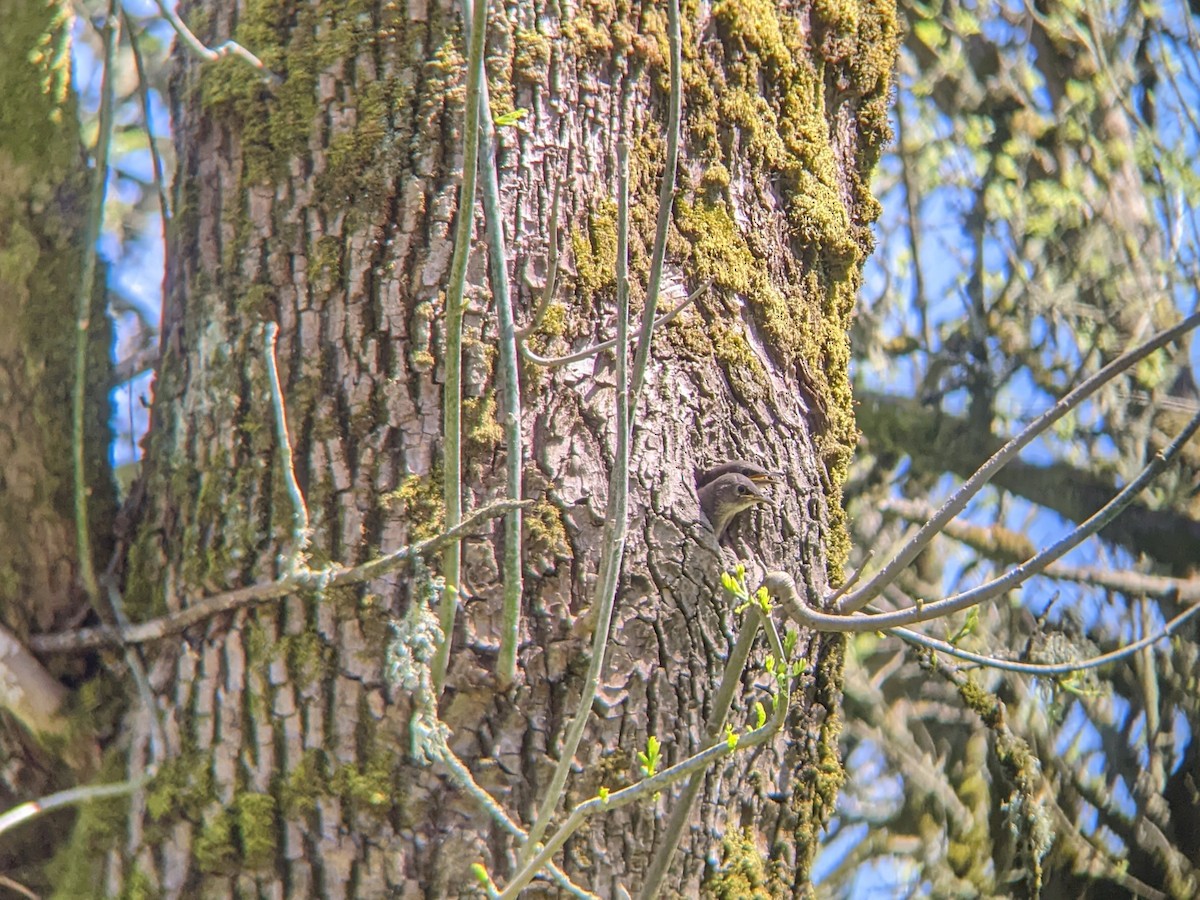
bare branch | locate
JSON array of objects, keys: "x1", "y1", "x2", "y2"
[
  {"x1": 888, "y1": 602, "x2": 1200, "y2": 676},
  {"x1": 265, "y1": 323, "x2": 310, "y2": 562},
  {"x1": 149, "y1": 0, "x2": 279, "y2": 83},
  {"x1": 519, "y1": 284, "x2": 703, "y2": 368},
  {"x1": 30, "y1": 499, "x2": 530, "y2": 654},
  {"x1": 519, "y1": 139, "x2": 634, "y2": 865},
  {"x1": 813, "y1": 406, "x2": 1200, "y2": 630},
  {"x1": 0, "y1": 773, "x2": 153, "y2": 840},
  {"x1": 433, "y1": 0, "x2": 489, "y2": 693},
  {"x1": 839, "y1": 310, "x2": 1200, "y2": 614},
  {"x1": 467, "y1": 14, "x2": 524, "y2": 688}
]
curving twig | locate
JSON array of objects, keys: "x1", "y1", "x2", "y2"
[
  {"x1": 784, "y1": 404, "x2": 1200, "y2": 632},
  {"x1": 515, "y1": 177, "x2": 562, "y2": 340},
  {"x1": 265, "y1": 323, "x2": 311, "y2": 562},
  {"x1": 766, "y1": 561, "x2": 1200, "y2": 678},
  {"x1": 889, "y1": 603, "x2": 1200, "y2": 676},
  {"x1": 838, "y1": 310, "x2": 1200, "y2": 614},
  {"x1": 148, "y1": 0, "x2": 279, "y2": 82}
]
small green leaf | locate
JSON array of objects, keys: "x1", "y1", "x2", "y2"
[
  {"x1": 757, "y1": 592, "x2": 771, "y2": 613},
  {"x1": 913, "y1": 18, "x2": 944, "y2": 49},
  {"x1": 725, "y1": 725, "x2": 738, "y2": 750},
  {"x1": 947, "y1": 607, "x2": 980, "y2": 645},
  {"x1": 755, "y1": 702, "x2": 766, "y2": 728},
  {"x1": 638, "y1": 736, "x2": 662, "y2": 777},
  {"x1": 598, "y1": 786, "x2": 610, "y2": 804},
  {"x1": 471, "y1": 863, "x2": 490, "y2": 885},
  {"x1": 493, "y1": 107, "x2": 528, "y2": 126},
  {"x1": 765, "y1": 655, "x2": 776, "y2": 674}
]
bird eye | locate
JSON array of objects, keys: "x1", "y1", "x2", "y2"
[{"x1": 737, "y1": 484, "x2": 747, "y2": 495}]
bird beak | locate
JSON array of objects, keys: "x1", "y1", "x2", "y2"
[{"x1": 748, "y1": 471, "x2": 784, "y2": 486}]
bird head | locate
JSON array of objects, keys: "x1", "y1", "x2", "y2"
[{"x1": 698, "y1": 472, "x2": 771, "y2": 540}]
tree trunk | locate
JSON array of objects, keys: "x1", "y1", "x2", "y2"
[
  {"x1": 54, "y1": 0, "x2": 896, "y2": 895},
  {"x1": 0, "y1": 1, "x2": 112, "y2": 891}
]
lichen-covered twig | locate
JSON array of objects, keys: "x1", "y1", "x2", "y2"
[
  {"x1": 466, "y1": 3, "x2": 524, "y2": 687},
  {"x1": 393, "y1": 565, "x2": 596, "y2": 898},
  {"x1": 30, "y1": 499, "x2": 530, "y2": 654},
  {"x1": 433, "y1": 0, "x2": 489, "y2": 693}
]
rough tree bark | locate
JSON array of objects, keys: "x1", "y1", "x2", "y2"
[{"x1": 45, "y1": 0, "x2": 896, "y2": 896}]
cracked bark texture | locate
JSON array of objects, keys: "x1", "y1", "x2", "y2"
[{"x1": 68, "y1": 0, "x2": 896, "y2": 896}]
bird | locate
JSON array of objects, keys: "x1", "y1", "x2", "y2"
[
  {"x1": 697, "y1": 472, "x2": 772, "y2": 540},
  {"x1": 695, "y1": 460, "x2": 785, "y2": 490}
]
